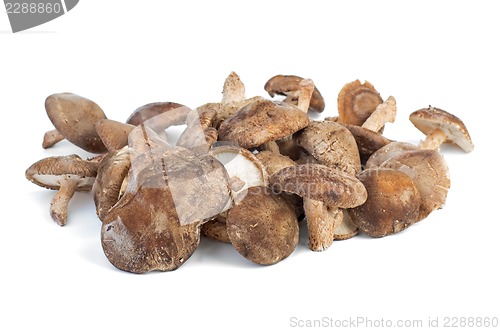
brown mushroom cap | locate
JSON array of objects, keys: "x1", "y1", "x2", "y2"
[
  {"x1": 341, "y1": 124, "x2": 393, "y2": 165},
  {"x1": 264, "y1": 75, "x2": 326, "y2": 112},
  {"x1": 93, "y1": 147, "x2": 131, "y2": 221},
  {"x1": 297, "y1": 121, "x2": 361, "y2": 175},
  {"x1": 226, "y1": 186, "x2": 299, "y2": 265},
  {"x1": 218, "y1": 99, "x2": 309, "y2": 149},
  {"x1": 26, "y1": 154, "x2": 98, "y2": 191},
  {"x1": 410, "y1": 106, "x2": 474, "y2": 152},
  {"x1": 380, "y1": 149, "x2": 450, "y2": 220},
  {"x1": 126, "y1": 102, "x2": 191, "y2": 132},
  {"x1": 348, "y1": 168, "x2": 421, "y2": 238},
  {"x1": 270, "y1": 163, "x2": 367, "y2": 208},
  {"x1": 365, "y1": 142, "x2": 419, "y2": 169},
  {"x1": 337, "y1": 80, "x2": 383, "y2": 126},
  {"x1": 201, "y1": 220, "x2": 231, "y2": 244},
  {"x1": 45, "y1": 93, "x2": 107, "y2": 153},
  {"x1": 95, "y1": 119, "x2": 135, "y2": 152}
]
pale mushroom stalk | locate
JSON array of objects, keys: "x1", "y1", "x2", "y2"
[
  {"x1": 42, "y1": 129, "x2": 65, "y2": 149},
  {"x1": 303, "y1": 199, "x2": 343, "y2": 252},
  {"x1": 418, "y1": 128, "x2": 447, "y2": 150},
  {"x1": 221, "y1": 71, "x2": 246, "y2": 103},
  {"x1": 361, "y1": 96, "x2": 397, "y2": 132},
  {"x1": 296, "y1": 79, "x2": 314, "y2": 113},
  {"x1": 50, "y1": 179, "x2": 79, "y2": 226}
]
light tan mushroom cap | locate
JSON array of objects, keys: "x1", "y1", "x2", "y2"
[
  {"x1": 26, "y1": 154, "x2": 98, "y2": 191},
  {"x1": 380, "y1": 149, "x2": 450, "y2": 220},
  {"x1": 218, "y1": 99, "x2": 309, "y2": 149},
  {"x1": 337, "y1": 80, "x2": 383, "y2": 126},
  {"x1": 297, "y1": 121, "x2": 361, "y2": 175},
  {"x1": 270, "y1": 163, "x2": 367, "y2": 208},
  {"x1": 226, "y1": 186, "x2": 299, "y2": 265},
  {"x1": 264, "y1": 75, "x2": 326, "y2": 113},
  {"x1": 410, "y1": 107, "x2": 474, "y2": 152},
  {"x1": 45, "y1": 93, "x2": 107, "y2": 153}
]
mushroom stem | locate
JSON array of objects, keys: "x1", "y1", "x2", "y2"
[
  {"x1": 50, "y1": 179, "x2": 79, "y2": 226},
  {"x1": 361, "y1": 96, "x2": 397, "y2": 132},
  {"x1": 303, "y1": 198, "x2": 342, "y2": 252},
  {"x1": 222, "y1": 72, "x2": 245, "y2": 104},
  {"x1": 296, "y1": 79, "x2": 315, "y2": 113},
  {"x1": 260, "y1": 141, "x2": 280, "y2": 154},
  {"x1": 419, "y1": 128, "x2": 447, "y2": 150},
  {"x1": 42, "y1": 129, "x2": 65, "y2": 149}
]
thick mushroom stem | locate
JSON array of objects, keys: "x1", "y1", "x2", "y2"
[
  {"x1": 419, "y1": 128, "x2": 447, "y2": 150},
  {"x1": 303, "y1": 198, "x2": 342, "y2": 252},
  {"x1": 260, "y1": 141, "x2": 280, "y2": 154},
  {"x1": 361, "y1": 96, "x2": 397, "y2": 132},
  {"x1": 222, "y1": 72, "x2": 245, "y2": 104},
  {"x1": 50, "y1": 179, "x2": 79, "y2": 226},
  {"x1": 42, "y1": 129, "x2": 65, "y2": 149},
  {"x1": 296, "y1": 79, "x2": 315, "y2": 113}
]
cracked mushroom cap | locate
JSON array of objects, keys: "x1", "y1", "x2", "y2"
[
  {"x1": 297, "y1": 121, "x2": 361, "y2": 175},
  {"x1": 365, "y1": 142, "x2": 419, "y2": 169},
  {"x1": 45, "y1": 93, "x2": 107, "y2": 153},
  {"x1": 347, "y1": 168, "x2": 421, "y2": 238},
  {"x1": 264, "y1": 74, "x2": 325, "y2": 112},
  {"x1": 218, "y1": 99, "x2": 309, "y2": 149},
  {"x1": 270, "y1": 163, "x2": 367, "y2": 208},
  {"x1": 337, "y1": 80, "x2": 383, "y2": 126},
  {"x1": 93, "y1": 146, "x2": 131, "y2": 221},
  {"x1": 95, "y1": 119, "x2": 135, "y2": 152},
  {"x1": 380, "y1": 149, "x2": 450, "y2": 220},
  {"x1": 26, "y1": 154, "x2": 98, "y2": 191},
  {"x1": 341, "y1": 124, "x2": 393, "y2": 165},
  {"x1": 126, "y1": 102, "x2": 191, "y2": 132},
  {"x1": 226, "y1": 186, "x2": 299, "y2": 265},
  {"x1": 410, "y1": 106, "x2": 474, "y2": 152}
]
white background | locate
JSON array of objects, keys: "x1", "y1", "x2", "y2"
[{"x1": 1, "y1": 1, "x2": 499, "y2": 330}]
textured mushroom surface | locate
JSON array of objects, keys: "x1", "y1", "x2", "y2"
[
  {"x1": 126, "y1": 102, "x2": 190, "y2": 128},
  {"x1": 337, "y1": 80, "x2": 383, "y2": 126},
  {"x1": 95, "y1": 119, "x2": 135, "y2": 152},
  {"x1": 218, "y1": 99, "x2": 309, "y2": 148},
  {"x1": 45, "y1": 93, "x2": 107, "y2": 153},
  {"x1": 226, "y1": 187, "x2": 299, "y2": 265},
  {"x1": 365, "y1": 142, "x2": 419, "y2": 169}
]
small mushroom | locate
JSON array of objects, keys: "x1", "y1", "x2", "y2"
[
  {"x1": 25, "y1": 155, "x2": 98, "y2": 226},
  {"x1": 365, "y1": 142, "x2": 419, "y2": 169},
  {"x1": 92, "y1": 146, "x2": 131, "y2": 221},
  {"x1": 337, "y1": 80, "x2": 383, "y2": 126},
  {"x1": 126, "y1": 102, "x2": 191, "y2": 130},
  {"x1": 270, "y1": 163, "x2": 367, "y2": 251},
  {"x1": 226, "y1": 186, "x2": 299, "y2": 265},
  {"x1": 380, "y1": 149, "x2": 450, "y2": 220},
  {"x1": 218, "y1": 99, "x2": 309, "y2": 149},
  {"x1": 209, "y1": 145, "x2": 267, "y2": 207},
  {"x1": 361, "y1": 96, "x2": 397, "y2": 132},
  {"x1": 410, "y1": 106, "x2": 474, "y2": 152},
  {"x1": 264, "y1": 74, "x2": 325, "y2": 112},
  {"x1": 348, "y1": 168, "x2": 421, "y2": 238},
  {"x1": 341, "y1": 124, "x2": 393, "y2": 165},
  {"x1": 296, "y1": 121, "x2": 361, "y2": 175},
  {"x1": 95, "y1": 119, "x2": 135, "y2": 152},
  {"x1": 44, "y1": 93, "x2": 107, "y2": 153}
]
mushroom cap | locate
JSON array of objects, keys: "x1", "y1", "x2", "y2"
[
  {"x1": 365, "y1": 141, "x2": 419, "y2": 169},
  {"x1": 333, "y1": 211, "x2": 359, "y2": 240},
  {"x1": 101, "y1": 162, "x2": 202, "y2": 273},
  {"x1": 93, "y1": 147, "x2": 131, "y2": 221},
  {"x1": 218, "y1": 99, "x2": 309, "y2": 149},
  {"x1": 45, "y1": 93, "x2": 107, "y2": 153},
  {"x1": 255, "y1": 150, "x2": 296, "y2": 177},
  {"x1": 95, "y1": 119, "x2": 135, "y2": 152},
  {"x1": 410, "y1": 106, "x2": 474, "y2": 152},
  {"x1": 126, "y1": 102, "x2": 191, "y2": 131},
  {"x1": 264, "y1": 75, "x2": 325, "y2": 112},
  {"x1": 348, "y1": 168, "x2": 421, "y2": 238},
  {"x1": 297, "y1": 121, "x2": 361, "y2": 175},
  {"x1": 226, "y1": 186, "x2": 299, "y2": 265},
  {"x1": 270, "y1": 163, "x2": 367, "y2": 208},
  {"x1": 337, "y1": 80, "x2": 383, "y2": 126},
  {"x1": 380, "y1": 149, "x2": 450, "y2": 220},
  {"x1": 26, "y1": 154, "x2": 98, "y2": 191},
  {"x1": 209, "y1": 145, "x2": 267, "y2": 206},
  {"x1": 341, "y1": 124, "x2": 393, "y2": 165}
]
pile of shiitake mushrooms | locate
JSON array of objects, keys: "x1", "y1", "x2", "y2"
[{"x1": 25, "y1": 73, "x2": 474, "y2": 273}]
